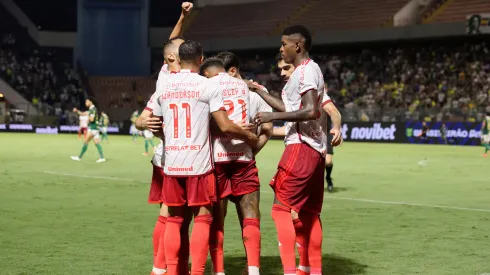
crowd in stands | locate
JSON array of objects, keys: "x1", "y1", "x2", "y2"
[
  {"x1": 239, "y1": 39, "x2": 490, "y2": 122},
  {"x1": 0, "y1": 5, "x2": 84, "y2": 119},
  {"x1": 0, "y1": 33, "x2": 84, "y2": 117}
]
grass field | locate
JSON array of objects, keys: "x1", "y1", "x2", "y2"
[{"x1": 1, "y1": 133, "x2": 490, "y2": 275}]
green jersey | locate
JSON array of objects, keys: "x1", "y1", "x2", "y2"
[
  {"x1": 99, "y1": 113, "x2": 109, "y2": 127},
  {"x1": 483, "y1": 116, "x2": 490, "y2": 135},
  {"x1": 130, "y1": 111, "x2": 139, "y2": 124},
  {"x1": 88, "y1": 105, "x2": 99, "y2": 130}
]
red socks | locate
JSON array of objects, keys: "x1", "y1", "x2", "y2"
[
  {"x1": 190, "y1": 214, "x2": 213, "y2": 275},
  {"x1": 271, "y1": 204, "x2": 296, "y2": 274},
  {"x1": 293, "y1": 218, "x2": 310, "y2": 273},
  {"x1": 243, "y1": 218, "x2": 261, "y2": 269},
  {"x1": 210, "y1": 218, "x2": 225, "y2": 273},
  {"x1": 307, "y1": 215, "x2": 322, "y2": 275},
  {"x1": 164, "y1": 216, "x2": 184, "y2": 275},
  {"x1": 153, "y1": 216, "x2": 167, "y2": 264}
]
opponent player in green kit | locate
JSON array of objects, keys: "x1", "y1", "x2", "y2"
[
  {"x1": 71, "y1": 98, "x2": 106, "y2": 163},
  {"x1": 481, "y1": 112, "x2": 490, "y2": 157},
  {"x1": 99, "y1": 111, "x2": 110, "y2": 142},
  {"x1": 130, "y1": 110, "x2": 140, "y2": 143}
]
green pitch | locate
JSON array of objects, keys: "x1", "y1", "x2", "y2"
[{"x1": 1, "y1": 133, "x2": 489, "y2": 275}]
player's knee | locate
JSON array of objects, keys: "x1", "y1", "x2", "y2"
[
  {"x1": 291, "y1": 210, "x2": 299, "y2": 220},
  {"x1": 194, "y1": 205, "x2": 212, "y2": 216},
  {"x1": 159, "y1": 203, "x2": 169, "y2": 217},
  {"x1": 325, "y1": 155, "x2": 333, "y2": 166}
]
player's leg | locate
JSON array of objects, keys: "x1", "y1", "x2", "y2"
[
  {"x1": 144, "y1": 139, "x2": 150, "y2": 155},
  {"x1": 190, "y1": 205, "x2": 213, "y2": 275},
  {"x1": 325, "y1": 153, "x2": 334, "y2": 192},
  {"x1": 71, "y1": 132, "x2": 93, "y2": 160},
  {"x1": 292, "y1": 209, "x2": 310, "y2": 275},
  {"x1": 271, "y1": 195, "x2": 297, "y2": 275},
  {"x1": 210, "y1": 164, "x2": 230, "y2": 275},
  {"x1": 300, "y1": 160, "x2": 325, "y2": 275},
  {"x1": 231, "y1": 161, "x2": 261, "y2": 275},
  {"x1": 237, "y1": 191, "x2": 261, "y2": 275},
  {"x1": 152, "y1": 204, "x2": 169, "y2": 275},
  {"x1": 163, "y1": 206, "x2": 186, "y2": 275},
  {"x1": 92, "y1": 131, "x2": 105, "y2": 162},
  {"x1": 271, "y1": 144, "x2": 323, "y2": 275},
  {"x1": 78, "y1": 127, "x2": 82, "y2": 139},
  {"x1": 325, "y1": 133, "x2": 334, "y2": 192},
  {"x1": 210, "y1": 198, "x2": 227, "y2": 275}
]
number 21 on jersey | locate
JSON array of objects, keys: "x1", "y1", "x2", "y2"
[
  {"x1": 168, "y1": 102, "x2": 191, "y2": 139},
  {"x1": 223, "y1": 99, "x2": 247, "y2": 122}
]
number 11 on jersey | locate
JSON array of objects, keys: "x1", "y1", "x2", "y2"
[{"x1": 168, "y1": 102, "x2": 191, "y2": 139}]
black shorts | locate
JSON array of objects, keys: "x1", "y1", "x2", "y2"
[{"x1": 326, "y1": 133, "x2": 334, "y2": 155}]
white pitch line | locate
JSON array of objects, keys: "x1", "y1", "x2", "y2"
[
  {"x1": 327, "y1": 196, "x2": 490, "y2": 213},
  {"x1": 43, "y1": 171, "x2": 490, "y2": 213},
  {"x1": 43, "y1": 171, "x2": 147, "y2": 183}
]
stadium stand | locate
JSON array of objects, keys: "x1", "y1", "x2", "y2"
[
  {"x1": 429, "y1": 0, "x2": 490, "y2": 23},
  {"x1": 288, "y1": 0, "x2": 410, "y2": 32},
  {"x1": 0, "y1": 4, "x2": 84, "y2": 116},
  {"x1": 186, "y1": 0, "x2": 410, "y2": 38},
  {"x1": 89, "y1": 76, "x2": 155, "y2": 120},
  {"x1": 186, "y1": 0, "x2": 309, "y2": 38}
]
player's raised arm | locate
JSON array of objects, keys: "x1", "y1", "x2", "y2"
[
  {"x1": 254, "y1": 89, "x2": 318, "y2": 125},
  {"x1": 169, "y1": 2, "x2": 194, "y2": 39},
  {"x1": 246, "y1": 80, "x2": 286, "y2": 112}
]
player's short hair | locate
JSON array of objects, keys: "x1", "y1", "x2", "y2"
[
  {"x1": 199, "y1": 57, "x2": 225, "y2": 75},
  {"x1": 163, "y1": 36, "x2": 185, "y2": 55},
  {"x1": 282, "y1": 25, "x2": 312, "y2": 50},
  {"x1": 178, "y1": 40, "x2": 203, "y2": 63},
  {"x1": 215, "y1": 51, "x2": 240, "y2": 71},
  {"x1": 276, "y1": 53, "x2": 283, "y2": 62}
]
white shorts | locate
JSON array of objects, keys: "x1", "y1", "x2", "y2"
[
  {"x1": 88, "y1": 129, "x2": 100, "y2": 139},
  {"x1": 130, "y1": 125, "x2": 138, "y2": 135},
  {"x1": 143, "y1": 130, "x2": 154, "y2": 139},
  {"x1": 100, "y1": 127, "x2": 108, "y2": 134},
  {"x1": 483, "y1": 134, "x2": 490, "y2": 143}
]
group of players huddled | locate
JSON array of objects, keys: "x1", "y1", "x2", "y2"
[{"x1": 134, "y1": 3, "x2": 342, "y2": 275}]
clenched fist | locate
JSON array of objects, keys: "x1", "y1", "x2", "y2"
[{"x1": 182, "y1": 2, "x2": 193, "y2": 16}]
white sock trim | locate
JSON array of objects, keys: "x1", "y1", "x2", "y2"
[
  {"x1": 248, "y1": 266, "x2": 260, "y2": 275},
  {"x1": 151, "y1": 267, "x2": 167, "y2": 274},
  {"x1": 298, "y1": 265, "x2": 311, "y2": 272}
]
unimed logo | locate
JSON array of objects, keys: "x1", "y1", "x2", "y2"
[{"x1": 343, "y1": 123, "x2": 397, "y2": 141}]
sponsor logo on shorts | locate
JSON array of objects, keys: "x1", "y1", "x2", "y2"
[
  {"x1": 168, "y1": 166, "x2": 194, "y2": 172},
  {"x1": 217, "y1": 151, "x2": 245, "y2": 158}
]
